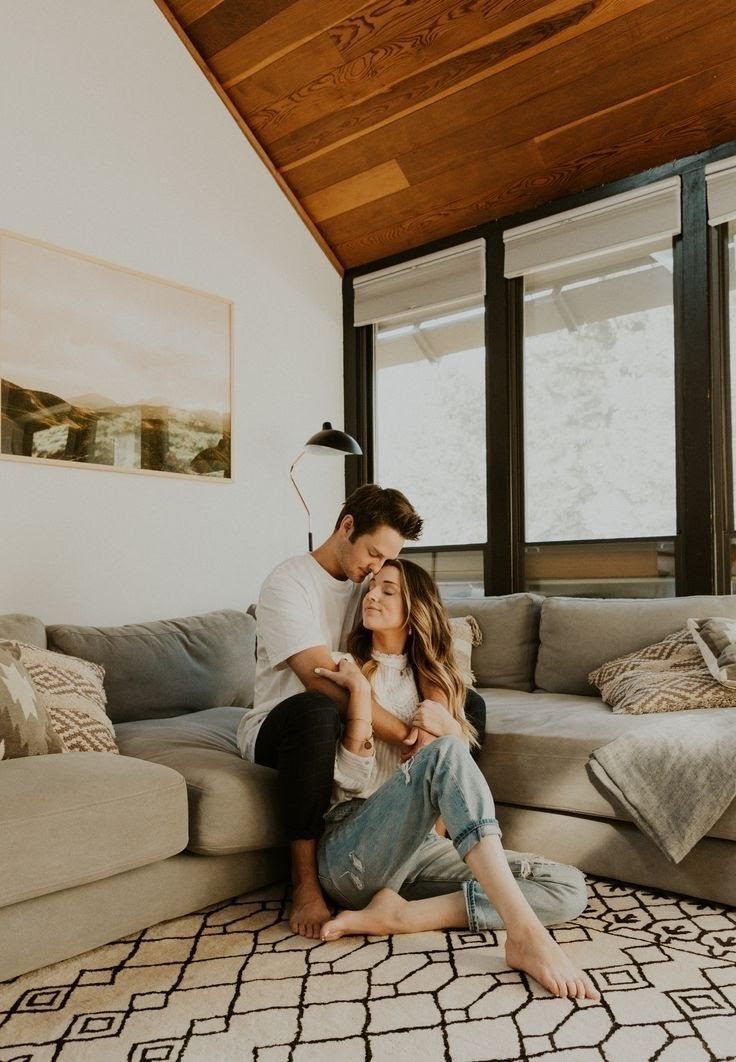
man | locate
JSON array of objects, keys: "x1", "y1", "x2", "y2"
[{"x1": 237, "y1": 485, "x2": 485, "y2": 938}]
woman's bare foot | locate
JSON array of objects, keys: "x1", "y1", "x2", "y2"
[
  {"x1": 321, "y1": 889, "x2": 410, "y2": 940},
  {"x1": 290, "y1": 883, "x2": 332, "y2": 940},
  {"x1": 506, "y1": 921, "x2": 600, "y2": 1001}
]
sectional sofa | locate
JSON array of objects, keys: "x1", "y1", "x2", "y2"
[{"x1": 2, "y1": 592, "x2": 736, "y2": 982}]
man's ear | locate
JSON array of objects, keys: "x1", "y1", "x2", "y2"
[{"x1": 339, "y1": 514, "x2": 354, "y2": 538}]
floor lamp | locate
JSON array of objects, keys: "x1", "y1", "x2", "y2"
[{"x1": 289, "y1": 422, "x2": 363, "y2": 551}]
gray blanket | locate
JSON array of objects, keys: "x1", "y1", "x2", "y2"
[{"x1": 587, "y1": 709, "x2": 736, "y2": 863}]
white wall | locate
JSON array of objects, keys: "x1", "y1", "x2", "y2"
[{"x1": 0, "y1": 0, "x2": 346, "y2": 625}]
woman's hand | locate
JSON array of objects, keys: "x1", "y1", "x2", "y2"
[
  {"x1": 315, "y1": 655, "x2": 370, "y2": 695},
  {"x1": 411, "y1": 699, "x2": 462, "y2": 738}
]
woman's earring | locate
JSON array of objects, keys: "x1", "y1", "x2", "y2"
[{"x1": 407, "y1": 625, "x2": 413, "y2": 636}]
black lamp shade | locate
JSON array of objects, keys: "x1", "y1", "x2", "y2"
[{"x1": 305, "y1": 422, "x2": 362, "y2": 456}]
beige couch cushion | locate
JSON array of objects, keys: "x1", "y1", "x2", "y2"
[
  {"x1": 0, "y1": 753, "x2": 187, "y2": 907},
  {"x1": 447, "y1": 594, "x2": 541, "y2": 691},
  {"x1": 478, "y1": 688, "x2": 736, "y2": 844},
  {"x1": 115, "y1": 707, "x2": 285, "y2": 855},
  {"x1": 535, "y1": 595, "x2": 736, "y2": 696}
]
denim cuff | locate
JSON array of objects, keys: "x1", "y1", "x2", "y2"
[
  {"x1": 463, "y1": 880, "x2": 482, "y2": 932},
  {"x1": 453, "y1": 817, "x2": 502, "y2": 861}
]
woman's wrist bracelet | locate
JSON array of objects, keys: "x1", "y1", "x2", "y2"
[{"x1": 346, "y1": 719, "x2": 374, "y2": 749}]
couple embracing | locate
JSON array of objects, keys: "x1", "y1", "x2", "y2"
[{"x1": 237, "y1": 485, "x2": 599, "y2": 1002}]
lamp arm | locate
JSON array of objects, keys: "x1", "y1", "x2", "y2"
[{"x1": 289, "y1": 451, "x2": 313, "y2": 551}]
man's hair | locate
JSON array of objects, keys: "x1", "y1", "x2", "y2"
[{"x1": 334, "y1": 484, "x2": 422, "y2": 542}]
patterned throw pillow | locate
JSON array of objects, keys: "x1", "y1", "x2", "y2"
[
  {"x1": 688, "y1": 617, "x2": 736, "y2": 689},
  {"x1": 589, "y1": 628, "x2": 736, "y2": 714},
  {"x1": 1, "y1": 641, "x2": 118, "y2": 753},
  {"x1": 450, "y1": 615, "x2": 483, "y2": 687},
  {"x1": 0, "y1": 646, "x2": 64, "y2": 759}
]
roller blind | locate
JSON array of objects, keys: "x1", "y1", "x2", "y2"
[
  {"x1": 353, "y1": 239, "x2": 485, "y2": 327},
  {"x1": 706, "y1": 157, "x2": 736, "y2": 226},
  {"x1": 503, "y1": 177, "x2": 681, "y2": 278}
]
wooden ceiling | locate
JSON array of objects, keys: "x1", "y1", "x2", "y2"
[{"x1": 157, "y1": 0, "x2": 736, "y2": 273}]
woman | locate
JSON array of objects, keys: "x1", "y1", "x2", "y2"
[{"x1": 314, "y1": 559, "x2": 600, "y2": 1001}]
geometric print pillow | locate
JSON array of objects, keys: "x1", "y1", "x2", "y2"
[
  {"x1": 0, "y1": 645, "x2": 64, "y2": 760},
  {"x1": 688, "y1": 616, "x2": 736, "y2": 688},
  {"x1": 588, "y1": 627, "x2": 736, "y2": 714},
  {"x1": 1, "y1": 641, "x2": 118, "y2": 753}
]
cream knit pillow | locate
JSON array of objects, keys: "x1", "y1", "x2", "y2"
[{"x1": 589, "y1": 628, "x2": 736, "y2": 714}]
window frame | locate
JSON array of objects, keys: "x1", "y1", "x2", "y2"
[{"x1": 344, "y1": 138, "x2": 736, "y2": 598}]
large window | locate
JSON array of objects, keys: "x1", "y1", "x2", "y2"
[
  {"x1": 729, "y1": 221, "x2": 736, "y2": 591},
  {"x1": 348, "y1": 148, "x2": 736, "y2": 598},
  {"x1": 374, "y1": 304, "x2": 486, "y2": 547}
]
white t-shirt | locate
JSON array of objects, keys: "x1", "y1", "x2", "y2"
[{"x1": 237, "y1": 554, "x2": 364, "y2": 761}]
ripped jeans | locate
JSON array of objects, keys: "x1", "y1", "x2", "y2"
[{"x1": 317, "y1": 736, "x2": 587, "y2": 932}]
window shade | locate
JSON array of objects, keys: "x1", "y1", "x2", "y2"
[
  {"x1": 503, "y1": 178, "x2": 681, "y2": 279},
  {"x1": 706, "y1": 157, "x2": 736, "y2": 226},
  {"x1": 353, "y1": 239, "x2": 485, "y2": 327}
]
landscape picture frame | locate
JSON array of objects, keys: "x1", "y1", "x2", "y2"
[{"x1": 0, "y1": 230, "x2": 233, "y2": 481}]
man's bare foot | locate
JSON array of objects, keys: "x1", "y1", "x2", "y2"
[
  {"x1": 506, "y1": 921, "x2": 600, "y2": 1001},
  {"x1": 321, "y1": 888, "x2": 410, "y2": 940},
  {"x1": 290, "y1": 883, "x2": 332, "y2": 940}
]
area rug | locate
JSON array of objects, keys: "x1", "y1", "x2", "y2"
[{"x1": 1, "y1": 878, "x2": 736, "y2": 1062}]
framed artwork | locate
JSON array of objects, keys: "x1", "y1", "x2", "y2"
[{"x1": 0, "y1": 230, "x2": 232, "y2": 480}]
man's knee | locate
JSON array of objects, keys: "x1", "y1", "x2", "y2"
[{"x1": 284, "y1": 691, "x2": 340, "y2": 739}]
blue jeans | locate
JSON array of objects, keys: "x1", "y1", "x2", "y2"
[{"x1": 318, "y1": 736, "x2": 587, "y2": 932}]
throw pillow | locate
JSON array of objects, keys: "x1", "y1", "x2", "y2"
[
  {"x1": 1, "y1": 641, "x2": 118, "y2": 753},
  {"x1": 450, "y1": 615, "x2": 483, "y2": 687},
  {"x1": 0, "y1": 646, "x2": 64, "y2": 760},
  {"x1": 688, "y1": 617, "x2": 736, "y2": 689},
  {"x1": 589, "y1": 627, "x2": 736, "y2": 714}
]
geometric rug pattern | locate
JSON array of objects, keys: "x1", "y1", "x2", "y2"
[{"x1": 1, "y1": 878, "x2": 736, "y2": 1061}]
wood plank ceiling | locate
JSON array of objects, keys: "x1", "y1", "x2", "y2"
[{"x1": 157, "y1": 0, "x2": 736, "y2": 273}]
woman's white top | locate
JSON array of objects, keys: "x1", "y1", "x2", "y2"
[{"x1": 332, "y1": 650, "x2": 419, "y2": 808}]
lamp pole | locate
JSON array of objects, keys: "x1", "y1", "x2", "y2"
[{"x1": 289, "y1": 422, "x2": 362, "y2": 552}]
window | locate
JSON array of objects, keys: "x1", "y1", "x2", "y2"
[
  {"x1": 354, "y1": 240, "x2": 486, "y2": 557},
  {"x1": 505, "y1": 178, "x2": 680, "y2": 596},
  {"x1": 350, "y1": 152, "x2": 736, "y2": 598},
  {"x1": 728, "y1": 221, "x2": 736, "y2": 590},
  {"x1": 374, "y1": 304, "x2": 486, "y2": 546},
  {"x1": 706, "y1": 158, "x2": 736, "y2": 592},
  {"x1": 523, "y1": 245, "x2": 677, "y2": 543}
]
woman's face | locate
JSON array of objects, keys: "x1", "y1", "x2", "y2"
[{"x1": 362, "y1": 565, "x2": 408, "y2": 634}]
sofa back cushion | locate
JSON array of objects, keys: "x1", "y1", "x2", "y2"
[
  {"x1": 0, "y1": 614, "x2": 46, "y2": 648},
  {"x1": 535, "y1": 595, "x2": 736, "y2": 696},
  {"x1": 446, "y1": 593, "x2": 542, "y2": 691},
  {"x1": 47, "y1": 609, "x2": 256, "y2": 724}
]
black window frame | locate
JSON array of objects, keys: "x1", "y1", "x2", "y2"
[{"x1": 344, "y1": 138, "x2": 736, "y2": 597}]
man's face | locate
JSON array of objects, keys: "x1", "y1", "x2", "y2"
[{"x1": 335, "y1": 518, "x2": 404, "y2": 583}]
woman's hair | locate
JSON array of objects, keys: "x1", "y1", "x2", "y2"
[{"x1": 347, "y1": 558, "x2": 477, "y2": 747}]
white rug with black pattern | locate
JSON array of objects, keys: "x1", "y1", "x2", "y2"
[{"x1": 1, "y1": 879, "x2": 736, "y2": 1061}]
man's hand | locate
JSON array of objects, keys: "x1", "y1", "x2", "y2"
[
  {"x1": 411, "y1": 699, "x2": 462, "y2": 738},
  {"x1": 400, "y1": 725, "x2": 436, "y2": 762},
  {"x1": 315, "y1": 655, "x2": 370, "y2": 695}
]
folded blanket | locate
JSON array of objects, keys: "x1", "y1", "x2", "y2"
[{"x1": 587, "y1": 710, "x2": 736, "y2": 863}]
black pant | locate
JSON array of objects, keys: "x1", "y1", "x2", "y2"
[{"x1": 254, "y1": 687, "x2": 487, "y2": 841}]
